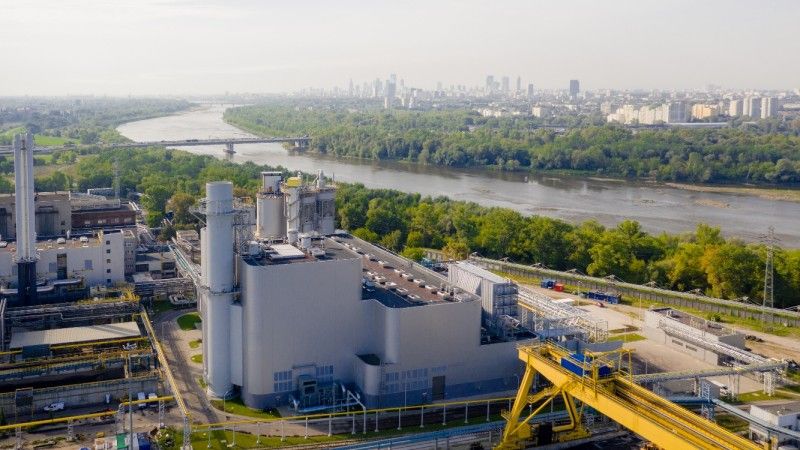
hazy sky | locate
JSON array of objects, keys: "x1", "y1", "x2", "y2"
[{"x1": 2, "y1": 0, "x2": 798, "y2": 96}]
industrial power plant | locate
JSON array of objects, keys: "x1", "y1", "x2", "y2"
[
  {"x1": 1, "y1": 131, "x2": 799, "y2": 450},
  {"x1": 196, "y1": 172, "x2": 538, "y2": 410}
]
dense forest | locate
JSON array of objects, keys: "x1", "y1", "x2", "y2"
[
  {"x1": 52, "y1": 147, "x2": 800, "y2": 308},
  {"x1": 224, "y1": 103, "x2": 800, "y2": 185}
]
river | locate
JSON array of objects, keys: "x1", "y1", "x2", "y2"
[{"x1": 117, "y1": 105, "x2": 799, "y2": 247}]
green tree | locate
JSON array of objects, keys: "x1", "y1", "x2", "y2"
[
  {"x1": 168, "y1": 192, "x2": 196, "y2": 225},
  {"x1": 701, "y1": 243, "x2": 762, "y2": 300}
]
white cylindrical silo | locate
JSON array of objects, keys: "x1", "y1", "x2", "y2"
[
  {"x1": 256, "y1": 194, "x2": 285, "y2": 239},
  {"x1": 201, "y1": 181, "x2": 234, "y2": 399}
]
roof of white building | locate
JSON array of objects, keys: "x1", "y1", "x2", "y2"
[
  {"x1": 451, "y1": 261, "x2": 510, "y2": 284},
  {"x1": 9, "y1": 321, "x2": 141, "y2": 348},
  {"x1": 751, "y1": 401, "x2": 800, "y2": 417}
]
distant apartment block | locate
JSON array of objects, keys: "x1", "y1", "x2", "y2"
[
  {"x1": 691, "y1": 104, "x2": 720, "y2": 120},
  {"x1": 607, "y1": 102, "x2": 688, "y2": 125},
  {"x1": 728, "y1": 99, "x2": 743, "y2": 116},
  {"x1": 761, "y1": 97, "x2": 778, "y2": 118},
  {"x1": 743, "y1": 96, "x2": 761, "y2": 118}
]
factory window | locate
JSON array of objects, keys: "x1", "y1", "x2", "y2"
[
  {"x1": 273, "y1": 381, "x2": 292, "y2": 393},
  {"x1": 315, "y1": 365, "x2": 333, "y2": 377},
  {"x1": 385, "y1": 372, "x2": 399, "y2": 382},
  {"x1": 106, "y1": 268, "x2": 111, "y2": 274},
  {"x1": 98, "y1": 219, "x2": 106, "y2": 225},
  {"x1": 671, "y1": 339, "x2": 684, "y2": 347},
  {"x1": 84, "y1": 259, "x2": 93, "y2": 270},
  {"x1": 49, "y1": 262, "x2": 57, "y2": 272},
  {"x1": 106, "y1": 278, "x2": 111, "y2": 284},
  {"x1": 685, "y1": 345, "x2": 697, "y2": 352},
  {"x1": 106, "y1": 249, "x2": 111, "y2": 254},
  {"x1": 61, "y1": 221, "x2": 65, "y2": 226},
  {"x1": 106, "y1": 240, "x2": 110, "y2": 245},
  {"x1": 84, "y1": 220, "x2": 91, "y2": 226},
  {"x1": 124, "y1": 217, "x2": 133, "y2": 223},
  {"x1": 273, "y1": 370, "x2": 292, "y2": 382}
]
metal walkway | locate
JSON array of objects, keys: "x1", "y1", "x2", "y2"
[{"x1": 517, "y1": 287, "x2": 609, "y2": 342}]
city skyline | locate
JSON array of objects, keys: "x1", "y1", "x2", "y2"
[{"x1": 1, "y1": 0, "x2": 799, "y2": 96}]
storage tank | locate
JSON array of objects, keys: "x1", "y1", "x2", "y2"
[
  {"x1": 200, "y1": 181, "x2": 234, "y2": 398},
  {"x1": 256, "y1": 194, "x2": 285, "y2": 239}
]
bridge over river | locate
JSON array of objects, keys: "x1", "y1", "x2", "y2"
[{"x1": 0, "y1": 136, "x2": 310, "y2": 156}]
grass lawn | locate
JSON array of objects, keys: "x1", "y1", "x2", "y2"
[
  {"x1": 606, "y1": 333, "x2": 646, "y2": 343},
  {"x1": 189, "y1": 339, "x2": 202, "y2": 349},
  {"x1": 715, "y1": 412, "x2": 750, "y2": 433},
  {"x1": 210, "y1": 397, "x2": 281, "y2": 420},
  {"x1": 191, "y1": 354, "x2": 203, "y2": 364},
  {"x1": 177, "y1": 312, "x2": 201, "y2": 330},
  {"x1": 151, "y1": 300, "x2": 175, "y2": 315},
  {"x1": 732, "y1": 390, "x2": 791, "y2": 404}
]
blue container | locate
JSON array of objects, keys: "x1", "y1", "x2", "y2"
[
  {"x1": 560, "y1": 354, "x2": 612, "y2": 377},
  {"x1": 541, "y1": 279, "x2": 556, "y2": 289},
  {"x1": 137, "y1": 434, "x2": 151, "y2": 450}
]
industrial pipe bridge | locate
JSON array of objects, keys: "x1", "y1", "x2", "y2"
[
  {"x1": 0, "y1": 136, "x2": 311, "y2": 155},
  {"x1": 496, "y1": 343, "x2": 766, "y2": 450}
]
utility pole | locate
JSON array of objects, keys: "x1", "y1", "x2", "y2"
[{"x1": 761, "y1": 227, "x2": 776, "y2": 331}]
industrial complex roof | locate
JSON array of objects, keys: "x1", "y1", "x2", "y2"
[
  {"x1": 9, "y1": 321, "x2": 141, "y2": 348},
  {"x1": 334, "y1": 235, "x2": 475, "y2": 308},
  {"x1": 451, "y1": 261, "x2": 511, "y2": 284},
  {"x1": 651, "y1": 307, "x2": 735, "y2": 337}
]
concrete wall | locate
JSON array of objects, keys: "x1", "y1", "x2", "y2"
[
  {"x1": 358, "y1": 298, "x2": 528, "y2": 408},
  {"x1": 643, "y1": 309, "x2": 737, "y2": 365},
  {"x1": 0, "y1": 230, "x2": 125, "y2": 287},
  {"x1": 239, "y1": 255, "x2": 366, "y2": 408},
  {"x1": 0, "y1": 376, "x2": 160, "y2": 417}
]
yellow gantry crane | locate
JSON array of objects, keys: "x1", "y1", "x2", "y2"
[{"x1": 496, "y1": 343, "x2": 766, "y2": 450}]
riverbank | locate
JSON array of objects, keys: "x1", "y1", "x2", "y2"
[
  {"x1": 666, "y1": 182, "x2": 800, "y2": 203},
  {"x1": 224, "y1": 110, "x2": 800, "y2": 204}
]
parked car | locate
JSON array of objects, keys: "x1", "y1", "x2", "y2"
[{"x1": 44, "y1": 402, "x2": 65, "y2": 412}]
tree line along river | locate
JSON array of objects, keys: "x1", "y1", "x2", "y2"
[{"x1": 117, "y1": 104, "x2": 800, "y2": 247}]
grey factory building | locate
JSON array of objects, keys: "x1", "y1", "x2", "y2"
[{"x1": 198, "y1": 172, "x2": 534, "y2": 411}]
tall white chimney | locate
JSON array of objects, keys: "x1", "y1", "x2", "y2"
[
  {"x1": 199, "y1": 181, "x2": 234, "y2": 398},
  {"x1": 13, "y1": 133, "x2": 38, "y2": 304}
]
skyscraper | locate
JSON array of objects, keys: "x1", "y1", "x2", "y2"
[
  {"x1": 527, "y1": 83, "x2": 534, "y2": 100},
  {"x1": 516, "y1": 76, "x2": 522, "y2": 93},
  {"x1": 485, "y1": 75, "x2": 494, "y2": 93},
  {"x1": 501, "y1": 76, "x2": 510, "y2": 93},
  {"x1": 761, "y1": 97, "x2": 778, "y2": 119},
  {"x1": 384, "y1": 79, "x2": 396, "y2": 109},
  {"x1": 743, "y1": 96, "x2": 761, "y2": 118},
  {"x1": 569, "y1": 79, "x2": 580, "y2": 98}
]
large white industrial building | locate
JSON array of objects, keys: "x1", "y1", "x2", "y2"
[
  {"x1": 0, "y1": 133, "x2": 127, "y2": 306},
  {"x1": 199, "y1": 172, "x2": 534, "y2": 410}
]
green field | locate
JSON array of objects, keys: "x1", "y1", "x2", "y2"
[
  {"x1": 0, "y1": 127, "x2": 77, "y2": 147},
  {"x1": 210, "y1": 397, "x2": 281, "y2": 420},
  {"x1": 606, "y1": 333, "x2": 646, "y2": 343},
  {"x1": 177, "y1": 312, "x2": 201, "y2": 330}
]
